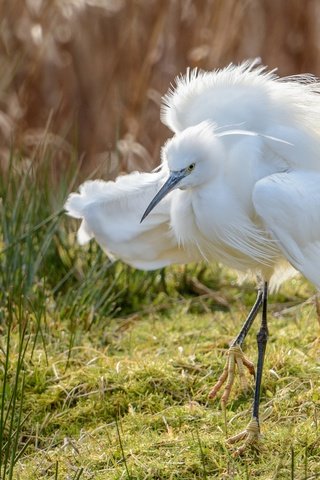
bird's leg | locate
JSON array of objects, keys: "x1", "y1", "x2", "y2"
[
  {"x1": 228, "y1": 282, "x2": 269, "y2": 456},
  {"x1": 209, "y1": 286, "x2": 263, "y2": 405}
]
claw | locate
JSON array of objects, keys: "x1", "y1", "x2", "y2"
[
  {"x1": 209, "y1": 344, "x2": 255, "y2": 405},
  {"x1": 227, "y1": 417, "x2": 261, "y2": 456}
]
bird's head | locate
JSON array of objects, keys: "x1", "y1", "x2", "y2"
[{"x1": 141, "y1": 121, "x2": 223, "y2": 222}]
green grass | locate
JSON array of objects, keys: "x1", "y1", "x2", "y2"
[{"x1": 1, "y1": 153, "x2": 320, "y2": 479}]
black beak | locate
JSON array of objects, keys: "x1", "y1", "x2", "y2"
[{"x1": 140, "y1": 171, "x2": 185, "y2": 223}]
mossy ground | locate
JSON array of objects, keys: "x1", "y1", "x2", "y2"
[{"x1": 8, "y1": 275, "x2": 320, "y2": 479}]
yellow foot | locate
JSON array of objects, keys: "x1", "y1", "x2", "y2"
[
  {"x1": 209, "y1": 344, "x2": 255, "y2": 405},
  {"x1": 227, "y1": 417, "x2": 261, "y2": 457}
]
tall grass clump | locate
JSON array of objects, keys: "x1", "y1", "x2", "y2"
[{"x1": 0, "y1": 143, "x2": 67, "y2": 477}]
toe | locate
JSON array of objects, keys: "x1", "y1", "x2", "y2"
[{"x1": 227, "y1": 417, "x2": 261, "y2": 456}]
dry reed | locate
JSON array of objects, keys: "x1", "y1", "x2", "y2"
[{"x1": 1, "y1": 0, "x2": 320, "y2": 174}]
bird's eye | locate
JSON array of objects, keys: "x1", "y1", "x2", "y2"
[{"x1": 187, "y1": 163, "x2": 195, "y2": 172}]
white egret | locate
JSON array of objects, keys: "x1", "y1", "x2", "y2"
[{"x1": 65, "y1": 59, "x2": 320, "y2": 455}]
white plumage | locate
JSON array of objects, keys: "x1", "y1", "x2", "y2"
[
  {"x1": 65, "y1": 59, "x2": 320, "y2": 453},
  {"x1": 66, "y1": 59, "x2": 320, "y2": 291},
  {"x1": 66, "y1": 169, "x2": 201, "y2": 270}
]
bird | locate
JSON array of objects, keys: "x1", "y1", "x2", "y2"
[{"x1": 65, "y1": 59, "x2": 320, "y2": 455}]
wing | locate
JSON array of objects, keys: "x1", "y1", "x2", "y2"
[
  {"x1": 253, "y1": 171, "x2": 320, "y2": 289},
  {"x1": 65, "y1": 170, "x2": 200, "y2": 270}
]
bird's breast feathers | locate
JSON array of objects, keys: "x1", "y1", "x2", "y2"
[{"x1": 170, "y1": 183, "x2": 281, "y2": 272}]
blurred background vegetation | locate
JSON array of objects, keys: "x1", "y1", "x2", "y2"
[{"x1": 2, "y1": 0, "x2": 320, "y2": 178}]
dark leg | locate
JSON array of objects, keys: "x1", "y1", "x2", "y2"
[
  {"x1": 228, "y1": 282, "x2": 269, "y2": 455},
  {"x1": 252, "y1": 281, "x2": 269, "y2": 423},
  {"x1": 232, "y1": 286, "x2": 264, "y2": 347},
  {"x1": 209, "y1": 286, "x2": 263, "y2": 402}
]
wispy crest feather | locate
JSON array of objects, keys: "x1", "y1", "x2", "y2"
[{"x1": 161, "y1": 58, "x2": 320, "y2": 138}]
